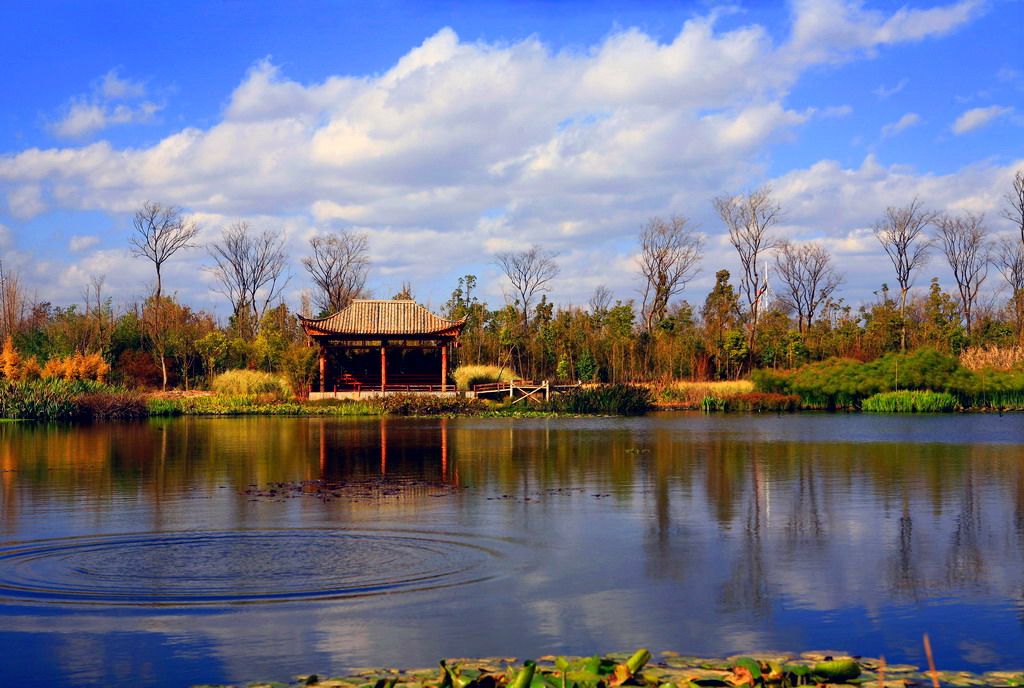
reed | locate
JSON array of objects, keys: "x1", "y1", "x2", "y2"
[
  {"x1": 959, "y1": 345, "x2": 1024, "y2": 371},
  {"x1": 861, "y1": 390, "x2": 957, "y2": 413},
  {"x1": 453, "y1": 365, "x2": 517, "y2": 391}
]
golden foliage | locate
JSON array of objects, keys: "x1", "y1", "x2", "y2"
[{"x1": 1, "y1": 336, "x2": 21, "y2": 380}]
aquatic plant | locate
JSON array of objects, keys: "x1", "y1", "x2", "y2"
[
  {"x1": 546, "y1": 384, "x2": 651, "y2": 415},
  {"x1": 861, "y1": 390, "x2": 957, "y2": 413},
  {"x1": 453, "y1": 365, "x2": 518, "y2": 391},
  {"x1": 211, "y1": 369, "x2": 291, "y2": 399},
  {"x1": 376, "y1": 393, "x2": 484, "y2": 416}
]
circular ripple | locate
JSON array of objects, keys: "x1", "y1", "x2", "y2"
[{"x1": 0, "y1": 529, "x2": 504, "y2": 606}]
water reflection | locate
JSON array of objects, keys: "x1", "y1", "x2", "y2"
[{"x1": 1, "y1": 413, "x2": 1024, "y2": 687}]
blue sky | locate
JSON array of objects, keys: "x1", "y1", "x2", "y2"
[{"x1": 1, "y1": 0, "x2": 1022, "y2": 317}]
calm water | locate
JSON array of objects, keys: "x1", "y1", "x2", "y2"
[{"x1": 1, "y1": 413, "x2": 1023, "y2": 686}]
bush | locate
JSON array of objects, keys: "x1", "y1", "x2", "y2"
[
  {"x1": 75, "y1": 390, "x2": 148, "y2": 418},
  {"x1": 453, "y1": 365, "x2": 517, "y2": 391},
  {"x1": 547, "y1": 384, "x2": 651, "y2": 415},
  {"x1": 861, "y1": 390, "x2": 957, "y2": 413},
  {"x1": 211, "y1": 370, "x2": 291, "y2": 399},
  {"x1": 376, "y1": 393, "x2": 483, "y2": 416}
]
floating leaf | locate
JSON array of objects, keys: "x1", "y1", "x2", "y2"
[{"x1": 813, "y1": 660, "x2": 861, "y2": 683}]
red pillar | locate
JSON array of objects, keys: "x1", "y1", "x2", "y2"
[
  {"x1": 380, "y1": 345, "x2": 387, "y2": 392},
  {"x1": 441, "y1": 343, "x2": 448, "y2": 391},
  {"x1": 318, "y1": 345, "x2": 326, "y2": 393}
]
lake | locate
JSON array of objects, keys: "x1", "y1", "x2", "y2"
[{"x1": 1, "y1": 412, "x2": 1022, "y2": 686}]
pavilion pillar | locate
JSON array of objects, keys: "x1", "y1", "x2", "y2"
[
  {"x1": 380, "y1": 345, "x2": 387, "y2": 392},
  {"x1": 441, "y1": 343, "x2": 448, "y2": 392},
  {"x1": 318, "y1": 345, "x2": 326, "y2": 393}
]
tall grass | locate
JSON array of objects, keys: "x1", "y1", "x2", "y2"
[
  {"x1": 700, "y1": 392, "x2": 799, "y2": 412},
  {"x1": 654, "y1": 380, "x2": 754, "y2": 406},
  {"x1": 861, "y1": 390, "x2": 957, "y2": 413},
  {"x1": 211, "y1": 370, "x2": 291, "y2": 399},
  {"x1": 453, "y1": 365, "x2": 517, "y2": 391}
]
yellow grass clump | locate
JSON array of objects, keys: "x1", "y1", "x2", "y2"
[
  {"x1": 211, "y1": 369, "x2": 291, "y2": 399},
  {"x1": 959, "y1": 346, "x2": 1024, "y2": 371},
  {"x1": 651, "y1": 379, "x2": 755, "y2": 406},
  {"x1": 453, "y1": 364, "x2": 518, "y2": 391}
]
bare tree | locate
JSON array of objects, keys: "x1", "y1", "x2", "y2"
[
  {"x1": 0, "y1": 261, "x2": 33, "y2": 341},
  {"x1": 934, "y1": 211, "x2": 991, "y2": 332},
  {"x1": 712, "y1": 186, "x2": 783, "y2": 353},
  {"x1": 1001, "y1": 169, "x2": 1024, "y2": 246},
  {"x1": 494, "y1": 244, "x2": 559, "y2": 326},
  {"x1": 207, "y1": 220, "x2": 290, "y2": 336},
  {"x1": 302, "y1": 229, "x2": 370, "y2": 314},
  {"x1": 128, "y1": 201, "x2": 200, "y2": 389},
  {"x1": 993, "y1": 236, "x2": 1024, "y2": 340},
  {"x1": 589, "y1": 284, "x2": 612, "y2": 317},
  {"x1": 128, "y1": 201, "x2": 200, "y2": 302},
  {"x1": 637, "y1": 215, "x2": 705, "y2": 333},
  {"x1": 773, "y1": 240, "x2": 844, "y2": 334},
  {"x1": 872, "y1": 197, "x2": 938, "y2": 350}
]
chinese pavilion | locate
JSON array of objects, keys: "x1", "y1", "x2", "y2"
[{"x1": 299, "y1": 300, "x2": 465, "y2": 394}]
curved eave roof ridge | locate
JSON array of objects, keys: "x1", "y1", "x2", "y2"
[{"x1": 298, "y1": 299, "x2": 466, "y2": 337}]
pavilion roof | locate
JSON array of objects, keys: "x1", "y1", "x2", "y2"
[{"x1": 299, "y1": 300, "x2": 465, "y2": 338}]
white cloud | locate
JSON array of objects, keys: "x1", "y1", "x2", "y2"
[
  {"x1": 880, "y1": 112, "x2": 921, "y2": 137},
  {"x1": 68, "y1": 234, "x2": 101, "y2": 252},
  {"x1": 48, "y1": 68, "x2": 162, "y2": 139},
  {"x1": 952, "y1": 105, "x2": 1014, "y2": 134},
  {"x1": 874, "y1": 77, "x2": 908, "y2": 98},
  {"x1": 6, "y1": 184, "x2": 47, "y2": 219},
  {"x1": 0, "y1": 2, "x2": 1000, "y2": 307}
]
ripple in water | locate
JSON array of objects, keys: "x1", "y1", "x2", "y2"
[{"x1": 0, "y1": 529, "x2": 506, "y2": 606}]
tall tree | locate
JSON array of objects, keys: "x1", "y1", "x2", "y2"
[
  {"x1": 872, "y1": 197, "x2": 938, "y2": 350},
  {"x1": 128, "y1": 201, "x2": 200, "y2": 302},
  {"x1": 302, "y1": 229, "x2": 370, "y2": 314},
  {"x1": 1002, "y1": 169, "x2": 1024, "y2": 246},
  {"x1": 993, "y1": 236, "x2": 1024, "y2": 342},
  {"x1": 934, "y1": 211, "x2": 991, "y2": 333},
  {"x1": 494, "y1": 244, "x2": 559, "y2": 327},
  {"x1": 773, "y1": 240, "x2": 844, "y2": 334},
  {"x1": 712, "y1": 186, "x2": 783, "y2": 356},
  {"x1": 207, "y1": 220, "x2": 290, "y2": 337},
  {"x1": 637, "y1": 215, "x2": 704, "y2": 333},
  {"x1": 128, "y1": 201, "x2": 200, "y2": 389}
]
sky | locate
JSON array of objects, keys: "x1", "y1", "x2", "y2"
[{"x1": 0, "y1": 0, "x2": 1022, "y2": 319}]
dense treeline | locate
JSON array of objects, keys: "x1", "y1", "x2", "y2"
[{"x1": 0, "y1": 171, "x2": 1022, "y2": 390}]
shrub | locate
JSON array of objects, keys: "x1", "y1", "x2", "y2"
[
  {"x1": 861, "y1": 390, "x2": 957, "y2": 413},
  {"x1": 75, "y1": 390, "x2": 148, "y2": 418},
  {"x1": 376, "y1": 393, "x2": 483, "y2": 416},
  {"x1": 547, "y1": 384, "x2": 651, "y2": 415},
  {"x1": 453, "y1": 365, "x2": 517, "y2": 391},
  {"x1": 211, "y1": 369, "x2": 291, "y2": 399}
]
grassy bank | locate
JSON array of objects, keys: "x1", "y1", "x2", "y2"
[{"x1": 193, "y1": 648, "x2": 1024, "y2": 688}]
